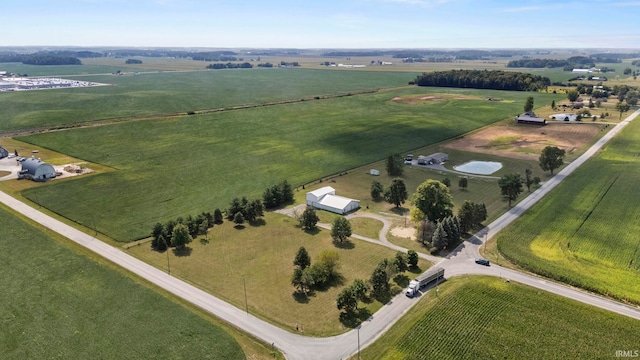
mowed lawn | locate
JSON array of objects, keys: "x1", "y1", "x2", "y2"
[
  {"x1": 0, "y1": 206, "x2": 246, "y2": 359},
  {"x1": 128, "y1": 212, "x2": 430, "y2": 336},
  {"x1": 361, "y1": 276, "x2": 639, "y2": 360},
  {"x1": 18, "y1": 88, "x2": 559, "y2": 241},
  {"x1": 0, "y1": 68, "x2": 417, "y2": 132},
  {"x1": 497, "y1": 114, "x2": 640, "y2": 304}
]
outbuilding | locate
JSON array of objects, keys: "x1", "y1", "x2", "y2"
[
  {"x1": 306, "y1": 186, "x2": 360, "y2": 215},
  {"x1": 550, "y1": 113, "x2": 577, "y2": 121},
  {"x1": 19, "y1": 157, "x2": 56, "y2": 181},
  {"x1": 516, "y1": 112, "x2": 547, "y2": 125},
  {"x1": 0, "y1": 146, "x2": 8, "y2": 159}
]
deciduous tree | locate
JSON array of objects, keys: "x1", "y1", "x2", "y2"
[
  {"x1": 331, "y1": 217, "x2": 352, "y2": 243},
  {"x1": 498, "y1": 173, "x2": 524, "y2": 207},
  {"x1": 539, "y1": 146, "x2": 566, "y2": 175},
  {"x1": 370, "y1": 181, "x2": 384, "y2": 200},
  {"x1": 384, "y1": 178, "x2": 408, "y2": 208},
  {"x1": 407, "y1": 250, "x2": 419, "y2": 268},
  {"x1": 458, "y1": 177, "x2": 468, "y2": 190},
  {"x1": 411, "y1": 179, "x2": 454, "y2": 222},
  {"x1": 524, "y1": 96, "x2": 534, "y2": 112},
  {"x1": 171, "y1": 223, "x2": 192, "y2": 250},
  {"x1": 300, "y1": 207, "x2": 319, "y2": 230},
  {"x1": 336, "y1": 287, "x2": 358, "y2": 313},
  {"x1": 385, "y1": 153, "x2": 404, "y2": 176}
]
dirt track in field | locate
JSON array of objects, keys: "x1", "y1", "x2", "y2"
[{"x1": 445, "y1": 123, "x2": 602, "y2": 160}]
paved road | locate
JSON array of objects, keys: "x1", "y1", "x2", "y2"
[{"x1": 1, "y1": 108, "x2": 638, "y2": 359}]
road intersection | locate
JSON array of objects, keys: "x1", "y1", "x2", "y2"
[{"x1": 1, "y1": 109, "x2": 638, "y2": 359}]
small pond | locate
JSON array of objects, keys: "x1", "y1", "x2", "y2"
[{"x1": 453, "y1": 161, "x2": 503, "y2": 175}]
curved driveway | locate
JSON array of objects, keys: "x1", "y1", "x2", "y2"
[{"x1": 0, "y1": 109, "x2": 639, "y2": 359}]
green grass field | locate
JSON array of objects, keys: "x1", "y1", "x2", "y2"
[
  {"x1": 0, "y1": 205, "x2": 252, "y2": 359},
  {"x1": 17, "y1": 87, "x2": 560, "y2": 241},
  {"x1": 127, "y1": 211, "x2": 429, "y2": 336},
  {"x1": 360, "y1": 276, "x2": 639, "y2": 360},
  {"x1": 0, "y1": 68, "x2": 417, "y2": 132},
  {"x1": 496, "y1": 113, "x2": 640, "y2": 304}
]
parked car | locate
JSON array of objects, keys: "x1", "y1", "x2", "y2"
[{"x1": 475, "y1": 258, "x2": 490, "y2": 266}]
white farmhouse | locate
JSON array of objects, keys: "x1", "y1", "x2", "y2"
[{"x1": 305, "y1": 186, "x2": 360, "y2": 215}]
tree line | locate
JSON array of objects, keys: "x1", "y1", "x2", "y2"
[
  {"x1": 0, "y1": 54, "x2": 82, "y2": 65},
  {"x1": 413, "y1": 70, "x2": 550, "y2": 91},
  {"x1": 206, "y1": 62, "x2": 253, "y2": 69}
]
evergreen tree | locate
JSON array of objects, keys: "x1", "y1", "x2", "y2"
[
  {"x1": 407, "y1": 250, "x2": 419, "y2": 268},
  {"x1": 213, "y1": 208, "x2": 224, "y2": 224},
  {"x1": 293, "y1": 246, "x2": 311, "y2": 270},
  {"x1": 432, "y1": 221, "x2": 448, "y2": 251}
]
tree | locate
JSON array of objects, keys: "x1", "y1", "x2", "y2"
[
  {"x1": 624, "y1": 67, "x2": 632, "y2": 75},
  {"x1": 524, "y1": 168, "x2": 534, "y2": 192},
  {"x1": 551, "y1": 99, "x2": 556, "y2": 110},
  {"x1": 213, "y1": 208, "x2": 224, "y2": 224},
  {"x1": 233, "y1": 212, "x2": 245, "y2": 227},
  {"x1": 336, "y1": 287, "x2": 358, "y2": 313},
  {"x1": 498, "y1": 173, "x2": 524, "y2": 207},
  {"x1": 411, "y1": 179, "x2": 454, "y2": 223},
  {"x1": 394, "y1": 251, "x2": 408, "y2": 272},
  {"x1": 385, "y1": 153, "x2": 404, "y2": 176},
  {"x1": 370, "y1": 263, "x2": 389, "y2": 297},
  {"x1": 151, "y1": 222, "x2": 166, "y2": 249},
  {"x1": 431, "y1": 221, "x2": 448, "y2": 251},
  {"x1": 458, "y1": 201, "x2": 486, "y2": 233},
  {"x1": 291, "y1": 268, "x2": 304, "y2": 293},
  {"x1": 300, "y1": 207, "x2": 319, "y2": 230},
  {"x1": 458, "y1": 177, "x2": 468, "y2": 190},
  {"x1": 384, "y1": 178, "x2": 408, "y2": 208},
  {"x1": 370, "y1": 181, "x2": 384, "y2": 200},
  {"x1": 625, "y1": 91, "x2": 638, "y2": 106},
  {"x1": 317, "y1": 250, "x2": 340, "y2": 279},
  {"x1": 351, "y1": 279, "x2": 369, "y2": 303},
  {"x1": 524, "y1": 96, "x2": 534, "y2": 113},
  {"x1": 331, "y1": 217, "x2": 352, "y2": 243},
  {"x1": 156, "y1": 234, "x2": 168, "y2": 252},
  {"x1": 171, "y1": 223, "x2": 192, "y2": 250},
  {"x1": 293, "y1": 246, "x2": 311, "y2": 270},
  {"x1": 567, "y1": 89, "x2": 579, "y2": 102},
  {"x1": 198, "y1": 218, "x2": 209, "y2": 236},
  {"x1": 616, "y1": 101, "x2": 631, "y2": 120},
  {"x1": 539, "y1": 146, "x2": 566, "y2": 175},
  {"x1": 442, "y1": 177, "x2": 451, "y2": 187},
  {"x1": 407, "y1": 250, "x2": 419, "y2": 268}
]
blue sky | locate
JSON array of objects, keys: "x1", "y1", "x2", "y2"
[{"x1": 1, "y1": 0, "x2": 639, "y2": 48}]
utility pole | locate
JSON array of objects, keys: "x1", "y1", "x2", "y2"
[{"x1": 243, "y1": 277, "x2": 248, "y2": 314}]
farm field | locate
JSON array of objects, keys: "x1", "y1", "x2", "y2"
[
  {"x1": 0, "y1": 205, "x2": 276, "y2": 360},
  {"x1": 127, "y1": 211, "x2": 430, "y2": 336},
  {"x1": 359, "y1": 276, "x2": 640, "y2": 360},
  {"x1": 17, "y1": 87, "x2": 561, "y2": 241},
  {"x1": 0, "y1": 68, "x2": 417, "y2": 132},
  {"x1": 496, "y1": 113, "x2": 640, "y2": 304}
]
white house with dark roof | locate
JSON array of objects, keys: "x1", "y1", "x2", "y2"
[{"x1": 306, "y1": 186, "x2": 360, "y2": 215}]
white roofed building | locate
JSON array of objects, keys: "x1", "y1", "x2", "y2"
[{"x1": 306, "y1": 186, "x2": 360, "y2": 215}]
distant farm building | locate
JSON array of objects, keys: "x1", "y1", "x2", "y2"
[
  {"x1": 306, "y1": 186, "x2": 360, "y2": 215},
  {"x1": 417, "y1": 153, "x2": 449, "y2": 165},
  {"x1": 550, "y1": 113, "x2": 577, "y2": 121},
  {"x1": 516, "y1": 112, "x2": 546, "y2": 125},
  {"x1": 0, "y1": 146, "x2": 8, "y2": 159},
  {"x1": 19, "y1": 157, "x2": 56, "y2": 181}
]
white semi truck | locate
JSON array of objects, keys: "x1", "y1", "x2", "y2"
[{"x1": 405, "y1": 267, "x2": 445, "y2": 298}]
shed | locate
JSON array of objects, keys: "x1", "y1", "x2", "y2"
[
  {"x1": 417, "y1": 153, "x2": 448, "y2": 165},
  {"x1": 20, "y1": 157, "x2": 56, "y2": 181},
  {"x1": 0, "y1": 146, "x2": 8, "y2": 159},
  {"x1": 369, "y1": 169, "x2": 380, "y2": 176},
  {"x1": 516, "y1": 112, "x2": 546, "y2": 125},
  {"x1": 306, "y1": 186, "x2": 360, "y2": 215},
  {"x1": 550, "y1": 113, "x2": 577, "y2": 121}
]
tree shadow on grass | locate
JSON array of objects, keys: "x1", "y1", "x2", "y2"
[
  {"x1": 388, "y1": 207, "x2": 409, "y2": 216},
  {"x1": 233, "y1": 224, "x2": 246, "y2": 230},
  {"x1": 304, "y1": 227, "x2": 321, "y2": 236},
  {"x1": 292, "y1": 291, "x2": 312, "y2": 304},
  {"x1": 249, "y1": 219, "x2": 266, "y2": 227},
  {"x1": 393, "y1": 274, "x2": 410, "y2": 288},
  {"x1": 372, "y1": 288, "x2": 393, "y2": 304},
  {"x1": 313, "y1": 274, "x2": 346, "y2": 292},
  {"x1": 408, "y1": 266, "x2": 423, "y2": 275},
  {"x1": 339, "y1": 308, "x2": 373, "y2": 329},
  {"x1": 332, "y1": 240, "x2": 355, "y2": 249},
  {"x1": 172, "y1": 246, "x2": 192, "y2": 257}
]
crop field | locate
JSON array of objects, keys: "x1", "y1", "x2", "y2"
[
  {"x1": 17, "y1": 87, "x2": 560, "y2": 241},
  {"x1": 0, "y1": 68, "x2": 417, "y2": 132},
  {"x1": 127, "y1": 211, "x2": 429, "y2": 336},
  {"x1": 0, "y1": 205, "x2": 256, "y2": 359},
  {"x1": 496, "y1": 114, "x2": 640, "y2": 304},
  {"x1": 360, "y1": 276, "x2": 640, "y2": 360}
]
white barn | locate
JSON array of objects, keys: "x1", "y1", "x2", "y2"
[{"x1": 306, "y1": 186, "x2": 360, "y2": 215}]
